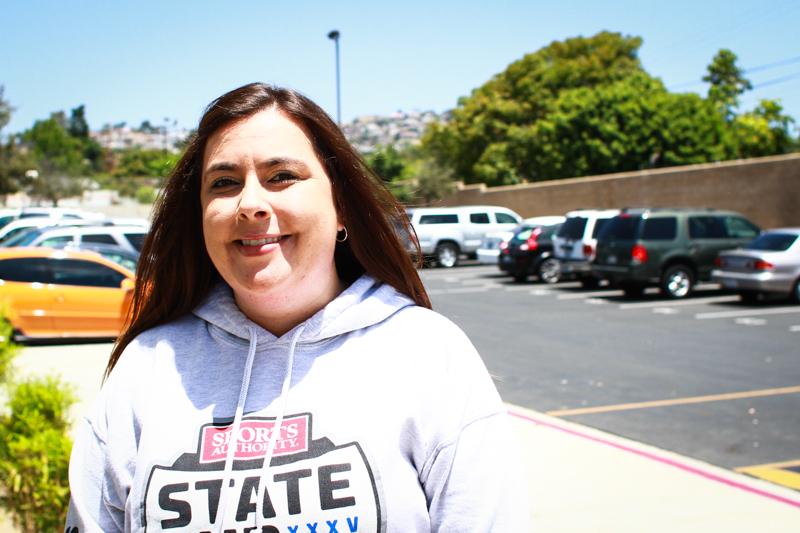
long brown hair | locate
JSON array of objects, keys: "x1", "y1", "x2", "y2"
[{"x1": 107, "y1": 83, "x2": 429, "y2": 378}]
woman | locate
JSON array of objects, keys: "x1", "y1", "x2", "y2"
[{"x1": 67, "y1": 83, "x2": 526, "y2": 532}]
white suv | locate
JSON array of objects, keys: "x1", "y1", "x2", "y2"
[
  {"x1": 6, "y1": 224, "x2": 148, "y2": 254},
  {"x1": 407, "y1": 206, "x2": 522, "y2": 267},
  {"x1": 552, "y1": 209, "x2": 619, "y2": 287}
]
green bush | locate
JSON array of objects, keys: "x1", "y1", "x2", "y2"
[
  {"x1": 0, "y1": 314, "x2": 75, "y2": 532},
  {"x1": 0, "y1": 316, "x2": 17, "y2": 384},
  {"x1": 135, "y1": 184, "x2": 157, "y2": 204}
]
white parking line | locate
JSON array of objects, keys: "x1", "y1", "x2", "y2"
[
  {"x1": 558, "y1": 290, "x2": 622, "y2": 300},
  {"x1": 695, "y1": 307, "x2": 800, "y2": 320},
  {"x1": 504, "y1": 285, "x2": 546, "y2": 292},
  {"x1": 789, "y1": 325, "x2": 800, "y2": 332},
  {"x1": 619, "y1": 295, "x2": 740, "y2": 310},
  {"x1": 652, "y1": 307, "x2": 680, "y2": 315},
  {"x1": 735, "y1": 318, "x2": 767, "y2": 326}
]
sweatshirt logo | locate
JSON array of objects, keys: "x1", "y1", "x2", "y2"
[
  {"x1": 199, "y1": 415, "x2": 310, "y2": 463},
  {"x1": 142, "y1": 413, "x2": 382, "y2": 532}
]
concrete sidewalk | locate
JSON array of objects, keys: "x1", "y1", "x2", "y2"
[
  {"x1": 509, "y1": 404, "x2": 800, "y2": 532},
  {"x1": 2, "y1": 344, "x2": 799, "y2": 531}
]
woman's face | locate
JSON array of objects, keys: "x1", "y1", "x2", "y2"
[{"x1": 200, "y1": 108, "x2": 343, "y2": 322}]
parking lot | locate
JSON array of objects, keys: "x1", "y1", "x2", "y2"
[{"x1": 420, "y1": 264, "x2": 800, "y2": 490}]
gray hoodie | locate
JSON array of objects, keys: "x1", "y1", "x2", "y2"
[{"x1": 67, "y1": 275, "x2": 527, "y2": 532}]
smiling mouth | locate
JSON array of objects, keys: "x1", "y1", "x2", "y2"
[{"x1": 238, "y1": 236, "x2": 285, "y2": 246}]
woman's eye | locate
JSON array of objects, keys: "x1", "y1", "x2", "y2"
[
  {"x1": 269, "y1": 171, "x2": 299, "y2": 184},
  {"x1": 211, "y1": 177, "x2": 238, "y2": 189}
]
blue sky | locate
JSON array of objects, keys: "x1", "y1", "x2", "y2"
[{"x1": 2, "y1": 0, "x2": 799, "y2": 134}]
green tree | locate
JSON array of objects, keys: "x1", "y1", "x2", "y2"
[
  {"x1": 423, "y1": 31, "x2": 649, "y2": 185},
  {"x1": 413, "y1": 158, "x2": 456, "y2": 205},
  {"x1": 703, "y1": 49, "x2": 752, "y2": 119},
  {"x1": 728, "y1": 99, "x2": 797, "y2": 158},
  {"x1": 0, "y1": 88, "x2": 24, "y2": 196},
  {"x1": 0, "y1": 86, "x2": 12, "y2": 135},
  {"x1": 365, "y1": 145, "x2": 417, "y2": 202},
  {"x1": 67, "y1": 105, "x2": 89, "y2": 138}
]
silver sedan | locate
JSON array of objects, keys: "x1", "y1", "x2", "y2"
[{"x1": 712, "y1": 228, "x2": 800, "y2": 303}]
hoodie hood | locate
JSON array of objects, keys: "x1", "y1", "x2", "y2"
[{"x1": 193, "y1": 274, "x2": 416, "y2": 344}]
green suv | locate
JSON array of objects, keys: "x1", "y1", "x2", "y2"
[{"x1": 592, "y1": 208, "x2": 761, "y2": 298}]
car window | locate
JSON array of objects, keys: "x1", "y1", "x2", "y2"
[
  {"x1": 0, "y1": 258, "x2": 53, "y2": 283},
  {"x1": 99, "y1": 252, "x2": 138, "y2": 271},
  {"x1": 39, "y1": 236, "x2": 74, "y2": 247},
  {"x1": 419, "y1": 214, "x2": 458, "y2": 224},
  {"x1": 511, "y1": 226, "x2": 534, "y2": 242},
  {"x1": 4, "y1": 229, "x2": 45, "y2": 247},
  {"x1": 49, "y1": 258, "x2": 126, "y2": 288},
  {"x1": 83, "y1": 234, "x2": 118, "y2": 245},
  {"x1": 558, "y1": 217, "x2": 587, "y2": 239},
  {"x1": 724, "y1": 216, "x2": 760, "y2": 239},
  {"x1": 495, "y1": 212, "x2": 517, "y2": 224},
  {"x1": 599, "y1": 216, "x2": 641, "y2": 240},
  {"x1": 0, "y1": 227, "x2": 33, "y2": 243},
  {"x1": 0, "y1": 216, "x2": 16, "y2": 229},
  {"x1": 540, "y1": 224, "x2": 561, "y2": 239},
  {"x1": 745, "y1": 233, "x2": 797, "y2": 251},
  {"x1": 469, "y1": 213, "x2": 490, "y2": 224},
  {"x1": 641, "y1": 217, "x2": 677, "y2": 240},
  {"x1": 689, "y1": 216, "x2": 726, "y2": 239},
  {"x1": 124, "y1": 233, "x2": 147, "y2": 251},
  {"x1": 591, "y1": 218, "x2": 612, "y2": 238}
]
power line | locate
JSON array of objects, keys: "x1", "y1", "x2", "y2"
[
  {"x1": 752, "y1": 70, "x2": 800, "y2": 89},
  {"x1": 745, "y1": 55, "x2": 800, "y2": 74},
  {"x1": 667, "y1": 53, "x2": 800, "y2": 91}
]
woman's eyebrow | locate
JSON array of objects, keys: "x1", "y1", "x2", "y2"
[
  {"x1": 204, "y1": 161, "x2": 239, "y2": 175},
  {"x1": 203, "y1": 157, "x2": 310, "y2": 178},
  {"x1": 256, "y1": 157, "x2": 309, "y2": 170}
]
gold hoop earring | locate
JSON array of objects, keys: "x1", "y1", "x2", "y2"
[{"x1": 336, "y1": 227, "x2": 348, "y2": 243}]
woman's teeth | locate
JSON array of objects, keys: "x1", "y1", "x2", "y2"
[{"x1": 241, "y1": 237, "x2": 281, "y2": 246}]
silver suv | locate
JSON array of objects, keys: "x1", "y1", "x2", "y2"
[
  {"x1": 407, "y1": 206, "x2": 522, "y2": 267},
  {"x1": 552, "y1": 208, "x2": 619, "y2": 287}
]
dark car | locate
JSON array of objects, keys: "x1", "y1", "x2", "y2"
[
  {"x1": 499, "y1": 222, "x2": 562, "y2": 283},
  {"x1": 592, "y1": 208, "x2": 760, "y2": 298}
]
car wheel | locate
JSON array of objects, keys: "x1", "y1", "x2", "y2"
[
  {"x1": 621, "y1": 283, "x2": 645, "y2": 299},
  {"x1": 661, "y1": 264, "x2": 694, "y2": 299},
  {"x1": 580, "y1": 276, "x2": 600, "y2": 289},
  {"x1": 538, "y1": 258, "x2": 561, "y2": 284},
  {"x1": 435, "y1": 243, "x2": 459, "y2": 268},
  {"x1": 793, "y1": 279, "x2": 800, "y2": 304}
]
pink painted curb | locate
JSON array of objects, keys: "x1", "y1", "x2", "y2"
[{"x1": 509, "y1": 409, "x2": 800, "y2": 510}]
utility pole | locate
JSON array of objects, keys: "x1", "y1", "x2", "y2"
[{"x1": 327, "y1": 30, "x2": 341, "y2": 125}]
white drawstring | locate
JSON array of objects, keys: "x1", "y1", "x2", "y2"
[
  {"x1": 216, "y1": 325, "x2": 259, "y2": 531},
  {"x1": 255, "y1": 323, "x2": 305, "y2": 528}
]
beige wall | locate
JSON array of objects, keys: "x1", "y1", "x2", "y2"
[{"x1": 435, "y1": 153, "x2": 800, "y2": 229}]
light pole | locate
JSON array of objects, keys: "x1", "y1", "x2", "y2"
[{"x1": 327, "y1": 30, "x2": 341, "y2": 125}]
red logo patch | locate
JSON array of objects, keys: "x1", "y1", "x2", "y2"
[{"x1": 198, "y1": 414, "x2": 309, "y2": 463}]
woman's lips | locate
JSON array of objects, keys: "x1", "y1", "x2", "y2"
[{"x1": 235, "y1": 235, "x2": 288, "y2": 255}]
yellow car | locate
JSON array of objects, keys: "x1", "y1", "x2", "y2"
[{"x1": 0, "y1": 247, "x2": 135, "y2": 340}]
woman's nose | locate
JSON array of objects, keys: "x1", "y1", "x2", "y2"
[{"x1": 236, "y1": 177, "x2": 272, "y2": 220}]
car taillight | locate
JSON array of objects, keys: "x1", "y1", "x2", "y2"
[
  {"x1": 583, "y1": 243, "x2": 594, "y2": 257},
  {"x1": 520, "y1": 227, "x2": 542, "y2": 252},
  {"x1": 713, "y1": 257, "x2": 723, "y2": 268},
  {"x1": 753, "y1": 259, "x2": 774, "y2": 271},
  {"x1": 499, "y1": 241, "x2": 509, "y2": 254},
  {"x1": 631, "y1": 244, "x2": 648, "y2": 264}
]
